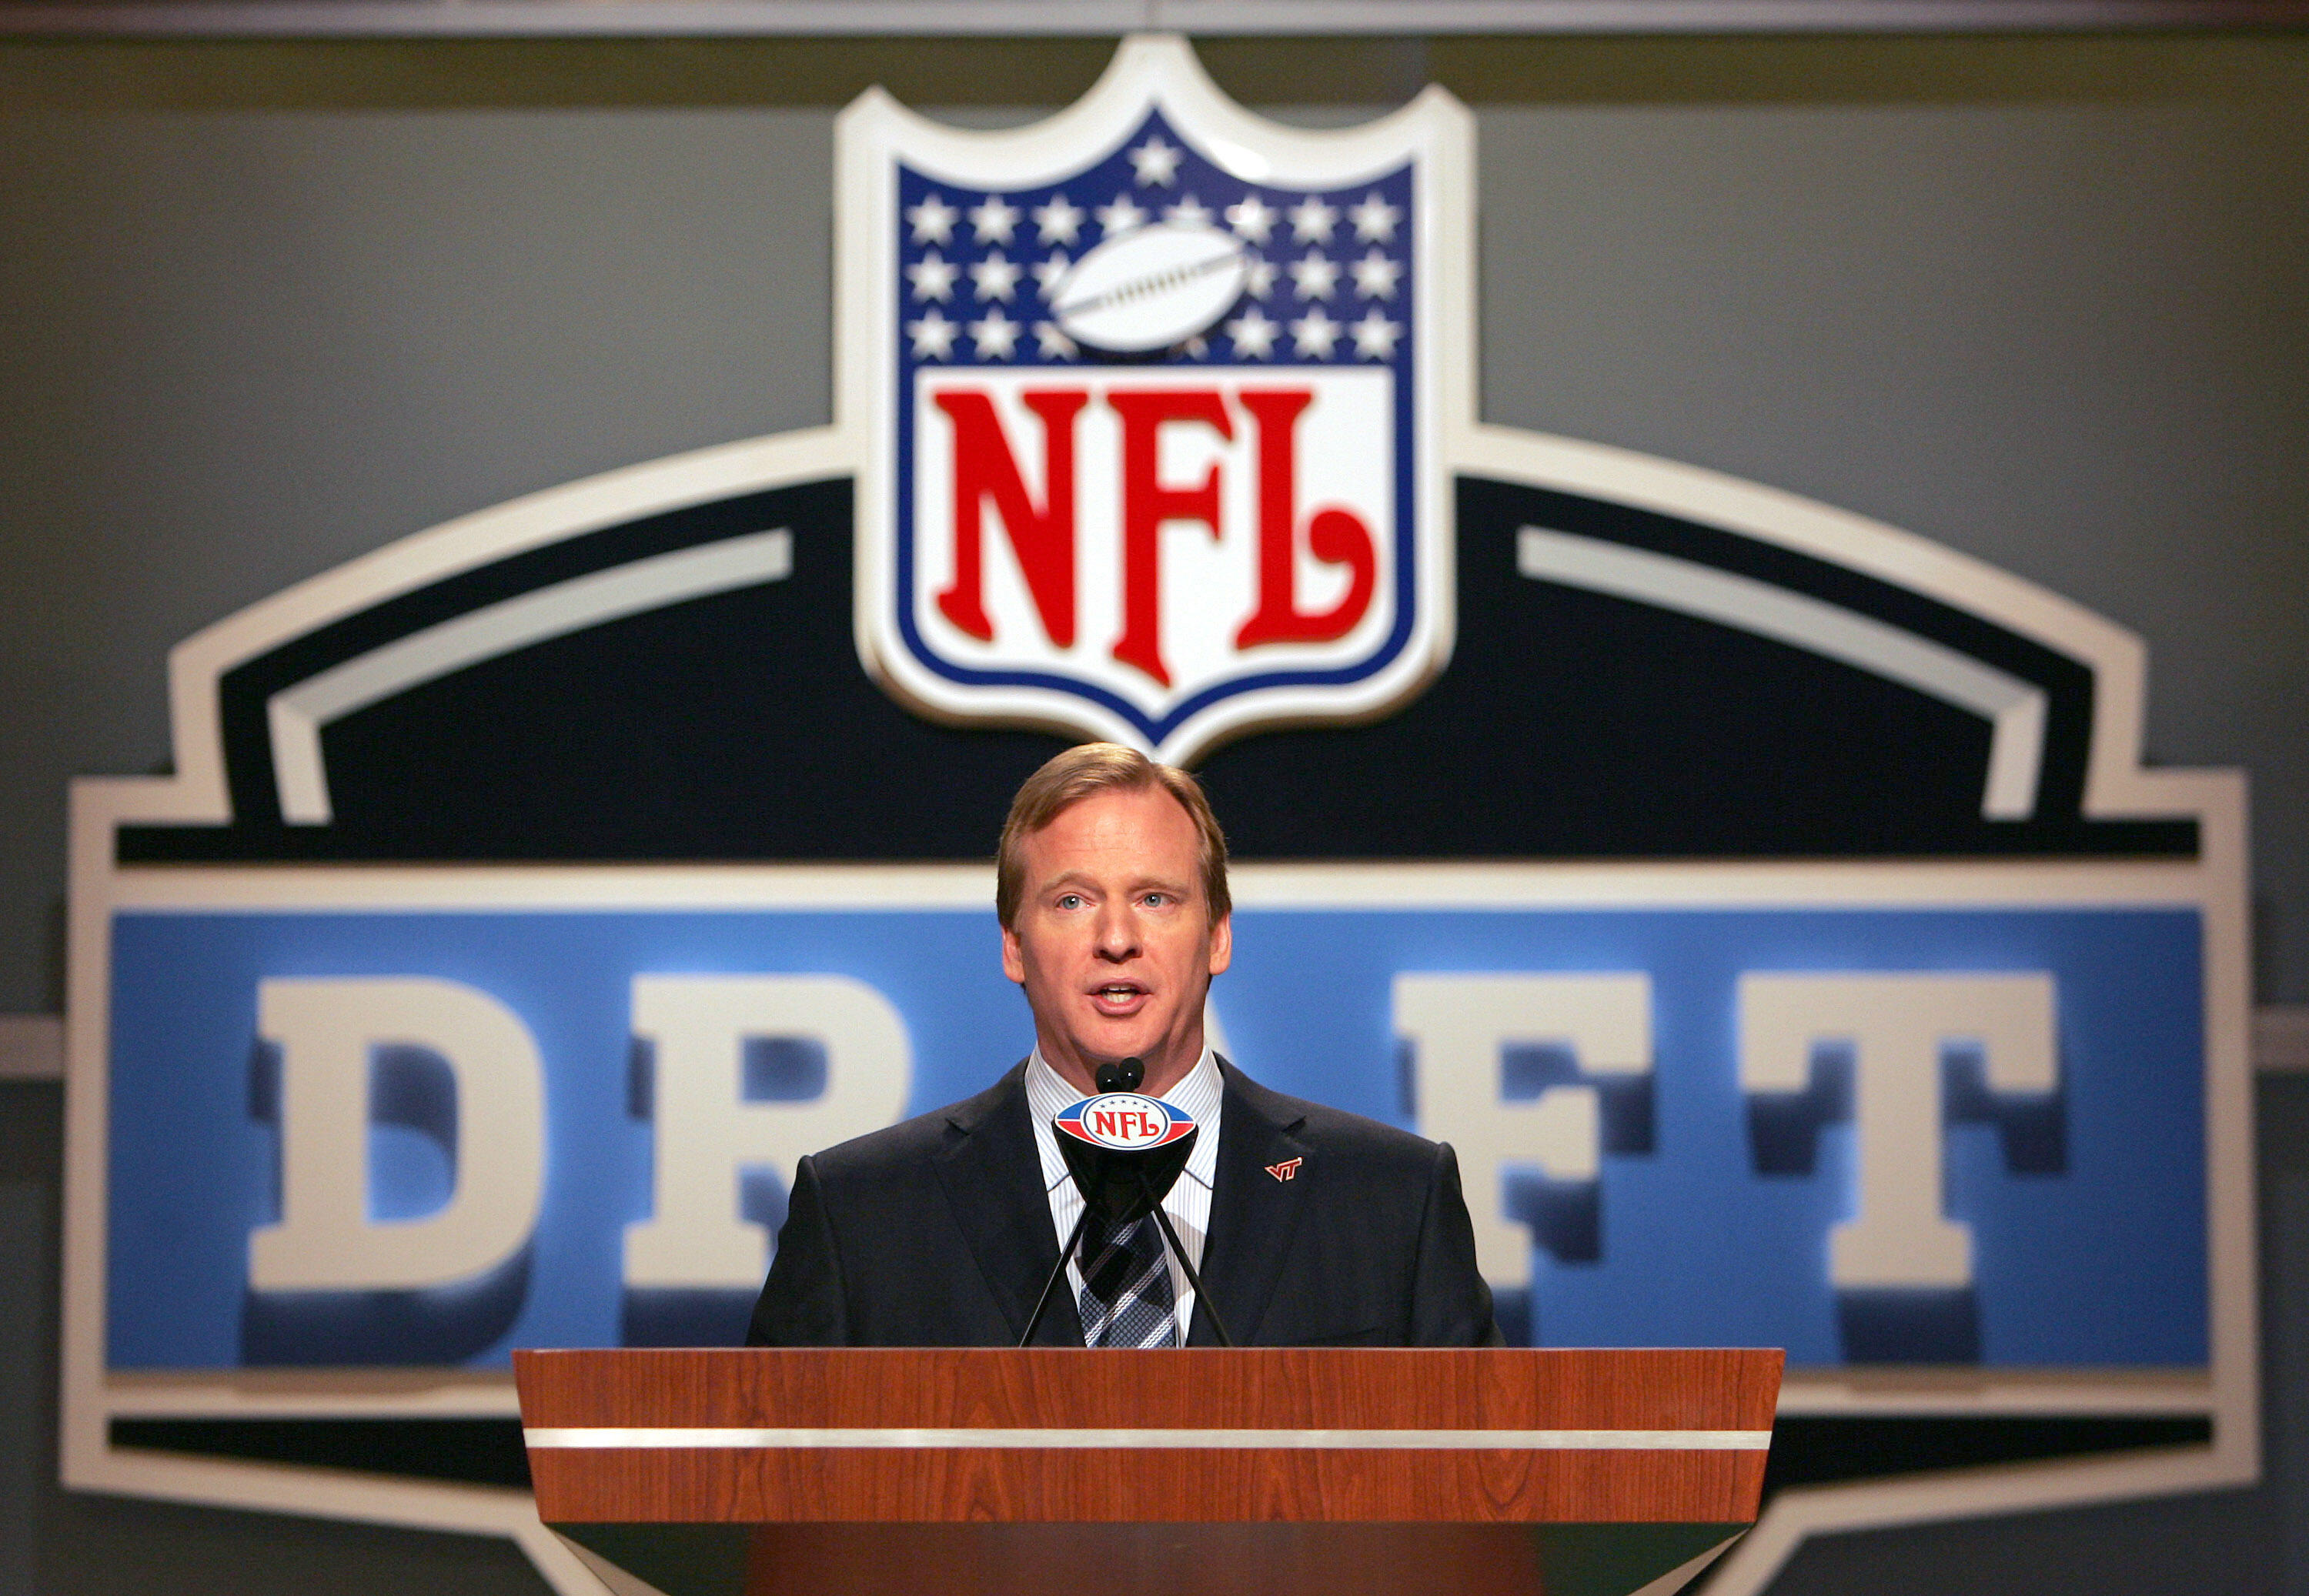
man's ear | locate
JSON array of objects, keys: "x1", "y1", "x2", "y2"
[
  {"x1": 1001, "y1": 923, "x2": 1027, "y2": 985},
  {"x1": 1207, "y1": 912, "x2": 1233, "y2": 977}
]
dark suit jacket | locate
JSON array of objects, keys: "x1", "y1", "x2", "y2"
[{"x1": 747, "y1": 1058, "x2": 1499, "y2": 1347}]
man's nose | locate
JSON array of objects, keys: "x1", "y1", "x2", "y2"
[{"x1": 1092, "y1": 902, "x2": 1140, "y2": 959}]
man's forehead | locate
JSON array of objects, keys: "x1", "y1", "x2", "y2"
[
  {"x1": 1034, "y1": 784, "x2": 1196, "y2": 836},
  {"x1": 1021, "y1": 786, "x2": 1201, "y2": 867}
]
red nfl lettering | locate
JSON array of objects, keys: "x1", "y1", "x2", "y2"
[
  {"x1": 1110, "y1": 389, "x2": 1231, "y2": 686},
  {"x1": 933, "y1": 388, "x2": 1087, "y2": 648},
  {"x1": 1235, "y1": 389, "x2": 1376, "y2": 649},
  {"x1": 927, "y1": 384, "x2": 1383, "y2": 689}
]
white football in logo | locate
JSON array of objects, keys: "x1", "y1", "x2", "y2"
[{"x1": 1051, "y1": 222, "x2": 1250, "y2": 353}]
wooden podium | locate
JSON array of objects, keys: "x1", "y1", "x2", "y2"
[{"x1": 516, "y1": 1347, "x2": 1781, "y2": 1596}]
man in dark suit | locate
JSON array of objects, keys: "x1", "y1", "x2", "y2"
[{"x1": 747, "y1": 743, "x2": 1497, "y2": 1348}]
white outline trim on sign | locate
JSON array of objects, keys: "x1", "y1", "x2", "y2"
[
  {"x1": 521, "y1": 1424, "x2": 1776, "y2": 1451},
  {"x1": 269, "y1": 529, "x2": 794, "y2": 824},
  {"x1": 1515, "y1": 526, "x2": 2047, "y2": 820}
]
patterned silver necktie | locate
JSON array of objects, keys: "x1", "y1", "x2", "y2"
[{"x1": 1076, "y1": 1212, "x2": 1178, "y2": 1348}]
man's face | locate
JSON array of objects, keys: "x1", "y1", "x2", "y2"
[{"x1": 1001, "y1": 785, "x2": 1232, "y2": 1096}]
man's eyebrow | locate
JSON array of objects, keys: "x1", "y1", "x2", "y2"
[
  {"x1": 1037, "y1": 869, "x2": 1108, "y2": 894},
  {"x1": 1128, "y1": 870, "x2": 1196, "y2": 895},
  {"x1": 1034, "y1": 867, "x2": 1195, "y2": 893}
]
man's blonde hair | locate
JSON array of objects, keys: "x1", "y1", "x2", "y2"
[{"x1": 995, "y1": 743, "x2": 1231, "y2": 930}]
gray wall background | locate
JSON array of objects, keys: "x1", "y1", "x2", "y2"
[{"x1": 0, "y1": 29, "x2": 2303, "y2": 1594}]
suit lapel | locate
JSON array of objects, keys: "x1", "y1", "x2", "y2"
[
  {"x1": 1189, "y1": 1060, "x2": 1311, "y2": 1347},
  {"x1": 930, "y1": 1063, "x2": 1084, "y2": 1345}
]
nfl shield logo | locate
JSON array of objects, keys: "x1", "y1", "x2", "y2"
[{"x1": 841, "y1": 37, "x2": 1469, "y2": 763}]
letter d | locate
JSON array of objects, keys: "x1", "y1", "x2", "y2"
[{"x1": 248, "y1": 977, "x2": 546, "y2": 1292}]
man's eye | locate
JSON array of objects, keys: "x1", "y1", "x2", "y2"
[
  {"x1": 1141, "y1": 893, "x2": 1169, "y2": 907},
  {"x1": 1056, "y1": 893, "x2": 1083, "y2": 910}
]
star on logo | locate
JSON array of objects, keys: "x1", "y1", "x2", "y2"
[
  {"x1": 904, "y1": 250, "x2": 957, "y2": 302},
  {"x1": 906, "y1": 308, "x2": 957, "y2": 359},
  {"x1": 1288, "y1": 249, "x2": 1340, "y2": 301},
  {"x1": 1164, "y1": 193, "x2": 1212, "y2": 229},
  {"x1": 1350, "y1": 247, "x2": 1402, "y2": 301},
  {"x1": 1289, "y1": 307, "x2": 1341, "y2": 359},
  {"x1": 1032, "y1": 193, "x2": 1084, "y2": 245},
  {"x1": 968, "y1": 195, "x2": 1020, "y2": 245},
  {"x1": 1225, "y1": 306, "x2": 1278, "y2": 359},
  {"x1": 1226, "y1": 194, "x2": 1277, "y2": 244},
  {"x1": 1033, "y1": 320, "x2": 1078, "y2": 359},
  {"x1": 1031, "y1": 251, "x2": 1071, "y2": 300},
  {"x1": 968, "y1": 252, "x2": 1021, "y2": 302},
  {"x1": 1094, "y1": 192, "x2": 1147, "y2": 237},
  {"x1": 968, "y1": 309, "x2": 1020, "y2": 360},
  {"x1": 1349, "y1": 308, "x2": 1402, "y2": 359},
  {"x1": 1288, "y1": 195, "x2": 1338, "y2": 243},
  {"x1": 1348, "y1": 192, "x2": 1401, "y2": 242},
  {"x1": 1241, "y1": 256, "x2": 1277, "y2": 299},
  {"x1": 905, "y1": 193, "x2": 957, "y2": 245},
  {"x1": 1128, "y1": 134, "x2": 1182, "y2": 188}
]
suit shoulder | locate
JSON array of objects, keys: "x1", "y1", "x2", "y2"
[
  {"x1": 807, "y1": 1065, "x2": 1023, "y2": 1183},
  {"x1": 1292, "y1": 1097, "x2": 1447, "y2": 1167},
  {"x1": 1229, "y1": 1070, "x2": 1444, "y2": 1173}
]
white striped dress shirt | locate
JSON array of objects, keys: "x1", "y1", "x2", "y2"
[{"x1": 1024, "y1": 1047, "x2": 1223, "y2": 1343}]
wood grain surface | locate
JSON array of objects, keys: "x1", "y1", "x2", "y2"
[
  {"x1": 516, "y1": 1347, "x2": 1779, "y2": 1430},
  {"x1": 516, "y1": 1348, "x2": 1780, "y2": 1526}
]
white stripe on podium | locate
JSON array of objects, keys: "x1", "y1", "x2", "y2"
[{"x1": 523, "y1": 1426, "x2": 1773, "y2": 1451}]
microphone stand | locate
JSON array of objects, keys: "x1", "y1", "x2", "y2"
[
  {"x1": 1135, "y1": 1167, "x2": 1235, "y2": 1348},
  {"x1": 1018, "y1": 1204, "x2": 1096, "y2": 1347},
  {"x1": 1016, "y1": 1173, "x2": 1235, "y2": 1348}
]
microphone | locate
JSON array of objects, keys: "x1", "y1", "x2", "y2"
[
  {"x1": 1018, "y1": 1057, "x2": 1235, "y2": 1347},
  {"x1": 1057, "y1": 1066, "x2": 1193, "y2": 1227},
  {"x1": 1094, "y1": 1057, "x2": 1144, "y2": 1093}
]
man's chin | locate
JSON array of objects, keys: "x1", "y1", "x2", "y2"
[
  {"x1": 1079, "y1": 1038, "x2": 1158, "y2": 1070},
  {"x1": 1064, "y1": 1025, "x2": 1178, "y2": 1073}
]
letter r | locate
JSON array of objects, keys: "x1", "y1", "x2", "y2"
[{"x1": 623, "y1": 976, "x2": 913, "y2": 1289}]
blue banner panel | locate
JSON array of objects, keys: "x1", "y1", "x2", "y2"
[{"x1": 107, "y1": 904, "x2": 2204, "y2": 1371}]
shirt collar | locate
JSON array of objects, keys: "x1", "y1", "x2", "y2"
[{"x1": 1025, "y1": 1046, "x2": 1224, "y2": 1194}]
